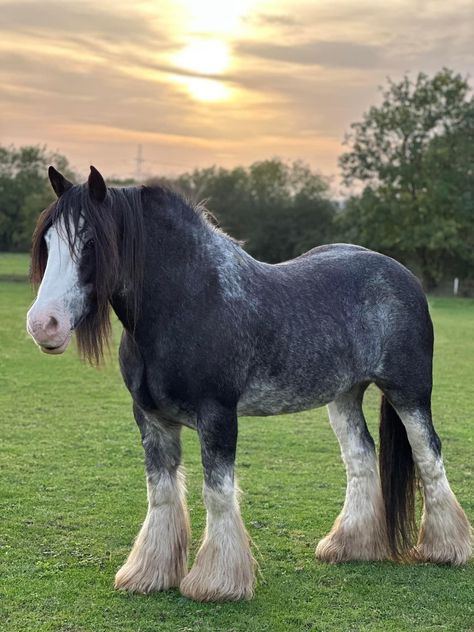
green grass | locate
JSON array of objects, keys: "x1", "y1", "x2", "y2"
[
  {"x1": 1, "y1": 258, "x2": 473, "y2": 631},
  {"x1": 0, "y1": 252, "x2": 30, "y2": 280}
]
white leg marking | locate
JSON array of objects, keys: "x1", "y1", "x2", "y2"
[
  {"x1": 398, "y1": 410, "x2": 472, "y2": 565},
  {"x1": 180, "y1": 472, "x2": 256, "y2": 601},
  {"x1": 115, "y1": 468, "x2": 190, "y2": 593},
  {"x1": 316, "y1": 400, "x2": 388, "y2": 562}
]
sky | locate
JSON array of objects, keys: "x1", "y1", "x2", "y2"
[{"x1": 0, "y1": 0, "x2": 473, "y2": 187}]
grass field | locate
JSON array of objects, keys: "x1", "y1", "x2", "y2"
[
  {"x1": 0, "y1": 253, "x2": 30, "y2": 280},
  {"x1": 1, "y1": 254, "x2": 473, "y2": 632}
]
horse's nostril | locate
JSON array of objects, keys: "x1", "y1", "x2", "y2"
[{"x1": 45, "y1": 316, "x2": 59, "y2": 335}]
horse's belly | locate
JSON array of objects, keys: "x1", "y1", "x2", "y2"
[{"x1": 237, "y1": 379, "x2": 336, "y2": 417}]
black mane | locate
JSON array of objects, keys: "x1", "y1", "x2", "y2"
[{"x1": 31, "y1": 182, "x2": 230, "y2": 364}]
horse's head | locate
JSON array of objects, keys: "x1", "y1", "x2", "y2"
[{"x1": 27, "y1": 165, "x2": 121, "y2": 363}]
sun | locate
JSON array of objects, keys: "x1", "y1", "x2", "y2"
[
  {"x1": 184, "y1": 77, "x2": 230, "y2": 102},
  {"x1": 176, "y1": 0, "x2": 252, "y2": 33},
  {"x1": 173, "y1": 40, "x2": 229, "y2": 76},
  {"x1": 172, "y1": 39, "x2": 232, "y2": 102},
  {"x1": 169, "y1": 1, "x2": 253, "y2": 103},
  {"x1": 173, "y1": 76, "x2": 231, "y2": 102}
]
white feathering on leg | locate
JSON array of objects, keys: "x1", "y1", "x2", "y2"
[
  {"x1": 180, "y1": 471, "x2": 256, "y2": 601},
  {"x1": 115, "y1": 468, "x2": 190, "y2": 593}
]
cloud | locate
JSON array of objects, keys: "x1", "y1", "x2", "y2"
[
  {"x1": 0, "y1": 50, "x2": 193, "y2": 135},
  {"x1": 236, "y1": 40, "x2": 383, "y2": 69},
  {"x1": 0, "y1": 47, "x2": 297, "y2": 145},
  {"x1": 244, "y1": 12, "x2": 300, "y2": 28},
  {"x1": 0, "y1": 0, "x2": 167, "y2": 47},
  {"x1": 0, "y1": 0, "x2": 473, "y2": 181}
]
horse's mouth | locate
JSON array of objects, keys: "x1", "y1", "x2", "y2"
[{"x1": 40, "y1": 334, "x2": 72, "y2": 355}]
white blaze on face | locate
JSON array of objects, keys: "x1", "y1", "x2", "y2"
[{"x1": 27, "y1": 217, "x2": 86, "y2": 355}]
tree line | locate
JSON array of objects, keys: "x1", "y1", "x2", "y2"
[{"x1": 1, "y1": 69, "x2": 472, "y2": 289}]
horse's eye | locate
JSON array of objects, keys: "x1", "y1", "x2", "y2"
[{"x1": 84, "y1": 238, "x2": 94, "y2": 250}]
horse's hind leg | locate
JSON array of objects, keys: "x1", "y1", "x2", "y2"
[
  {"x1": 316, "y1": 385, "x2": 389, "y2": 563},
  {"x1": 115, "y1": 404, "x2": 190, "y2": 593},
  {"x1": 392, "y1": 402, "x2": 472, "y2": 565}
]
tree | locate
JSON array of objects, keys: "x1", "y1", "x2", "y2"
[
  {"x1": 421, "y1": 102, "x2": 474, "y2": 279},
  {"x1": 159, "y1": 159, "x2": 336, "y2": 263},
  {"x1": 0, "y1": 145, "x2": 73, "y2": 251},
  {"x1": 339, "y1": 69, "x2": 474, "y2": 288}
]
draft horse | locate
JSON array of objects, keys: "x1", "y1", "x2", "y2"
[{"x1": 27, "y1": 166, "x2": 472, "y2": 601}]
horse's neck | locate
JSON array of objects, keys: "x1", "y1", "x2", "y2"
[
  {"x1": 154, "y1": 204, "x2": 251, "y2": 279},
  {"x1": 111, "y1": 205, "x2": 251, "y2": 332}
]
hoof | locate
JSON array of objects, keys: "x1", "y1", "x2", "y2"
[
  {"x1": 410, "y1": 500, "x2": 473, "y2": 566},
  {"x1": 115, "y1": 558, "x2": 186, "y2": 594},
  {"x1": 409, "y1": 541, "x2": 472, "y2": 566},
  {"x1": 179, "y1": 530, "x2": 256, "y2": 602},
  {"x1": 180, "y1": 563, "x2": 254, "y2": 602},
  {"x1": 316, "y1": 527, "x2": 388, "y2": 563},
  {"x1": 316, "y1": 533, "x2": 350, "y2": 563}
]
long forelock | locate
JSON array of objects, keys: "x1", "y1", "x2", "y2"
[
  {"x1": 31, "y1": 203, "x2": 54, "y2": 287},
  {"x1": 31, "y1": 184, "x2": 145, "y2": 365}
]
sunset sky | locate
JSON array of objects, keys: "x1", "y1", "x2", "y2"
[{"x1": 0, "y1": 0, "x2": 472, "y2": 186}]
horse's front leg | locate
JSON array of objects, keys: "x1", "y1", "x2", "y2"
[
  {"x1": 115, "y1": 404, "x2": 190, "y2": 593},
  {"x1": 180, "y1": 402, "x2": 256, "y2": 602}
]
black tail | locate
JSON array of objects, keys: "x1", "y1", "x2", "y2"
[{"x1": 379, "y1": 395, "x2": 417, "y2": 558}]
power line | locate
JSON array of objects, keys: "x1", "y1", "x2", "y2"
[{"x1": 134, "y1": 144, "x2": 145, "y2": 181}]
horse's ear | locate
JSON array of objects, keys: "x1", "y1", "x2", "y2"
[
  {"x1": 88, "y1": 165, "x2": 107, "y2": 204},
  {"x1": 48, "y1": 166, "x2": 73, "y2": 198}
]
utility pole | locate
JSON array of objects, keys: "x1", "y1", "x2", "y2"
[{"x1": 134, "y1": 144, "x2": 144, "y2": 181}]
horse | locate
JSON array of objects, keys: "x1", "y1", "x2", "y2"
[{"x1": 27, "y1": 166, "x2": 472, "y2": 602}]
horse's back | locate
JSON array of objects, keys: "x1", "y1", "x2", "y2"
[
  {"x1": 268, "y1": 243, "x2": 427, "y2": 312},
  {"x1": 260, "y1": 243, "x2": 426, "y2": 314},
  {"x1": 285, "y1": 242, "x2": 369, "y2": 262}
]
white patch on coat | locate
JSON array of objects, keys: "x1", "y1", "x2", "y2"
[
  {"x1": 397, "y1": 410, "x2": 472, "y2": 565},
  {"x1": 180, "y1": 470, "x2": 256, "y2": 601},
  {"x1": 27, "y1": 217, "x2": 86, "y2": 352},
  {"x1": 316, "y1": 400, "x2": 388, "y2": 562},
  {"x1": 115, "y1": 468, "x2": 190, "y2": 592},
  {"x1": 205, "y1": 236, "x2": 252, "y2": 301}
]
